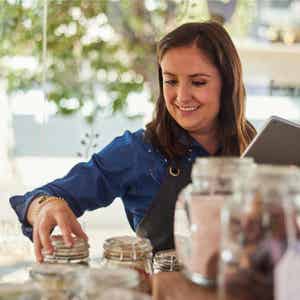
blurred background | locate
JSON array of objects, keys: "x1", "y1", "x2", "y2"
[{"x1": 1, "y1": 0, "x2": 300, "y2": 265}]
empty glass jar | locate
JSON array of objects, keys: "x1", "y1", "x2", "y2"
[
  {"x1": 218, "y1": 165, "x2": 299, "y2": 300},
  {"x1": 174, "y1": 157, "x2": 254, "y2": 287}
]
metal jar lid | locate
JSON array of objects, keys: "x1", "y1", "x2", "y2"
[
  {"x1": 42, "y1": 235, "x2": 90, "y2": 264},
  {"x1": 103, "y1": 236, "x2": 152, "y2": 261},
  {"x1": 153, "y1": 249, "x2": 182, "y2": 273}
]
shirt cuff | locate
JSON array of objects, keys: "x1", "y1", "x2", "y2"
[{"x1": 9, "y1": 190, "x2": 51, "y2": 241}]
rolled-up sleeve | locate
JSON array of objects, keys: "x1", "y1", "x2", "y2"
[{"x1": 10, "y1": 130, "x2": 138, "y2": 240}]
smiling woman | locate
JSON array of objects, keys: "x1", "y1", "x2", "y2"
[
  {"x1": 161, "y1": 45, "x2": 222, "y2": 155},
  {"x1": 10, "y1": 22, "x2": 256, "y2": 262},
  {"x1": 146, "y1": 22, "x2": 256, "y2": 161}
]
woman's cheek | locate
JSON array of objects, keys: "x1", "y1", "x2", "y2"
[{"x1": 163, "y1": 88, "x2": 172, "y2": 102}]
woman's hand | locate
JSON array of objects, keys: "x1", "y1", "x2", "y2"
[{"x1": 27, "y1": 196, "x2": 88, "y2": 262}]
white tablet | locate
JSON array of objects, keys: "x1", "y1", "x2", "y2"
[{"x1": 241, "y1": 116, "x2": 300, "y2": 166}]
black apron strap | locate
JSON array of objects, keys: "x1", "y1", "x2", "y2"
[{"x1": 136, "y1": 161, "x2": 192, "y2": 252}]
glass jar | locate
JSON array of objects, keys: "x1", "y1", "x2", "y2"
[
  {"x1": 286, "y1": 169, "x2": 300, "y2": 236},
  {"x1": 153, "y1": 249, "x2": 182, "y2": 273},
  {"x1": 68, "y1": 267, "x2": 140, "y2": 299},
  {"x1": 29, "y1": 263, "x2": 84, "y2": 300},
  {"x1": 101, "y1": 236, "x2": 153, "y2": 293},
  {"x1": 0, "y1": 220, "x2": 33, "y2": 268},
  {"x1": 174, "y1": 157, "x2": 254, "y2": 287},
  {"x1": 218, "y1": 165, "x2": 299, "y2": 300},
  {"x1": 0, "y1": 282, "x2": 41, "y2": 300}
]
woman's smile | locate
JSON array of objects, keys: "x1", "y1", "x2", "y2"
[{"x1": 175, "y1": 103, "x2": 201, "y2": 112}]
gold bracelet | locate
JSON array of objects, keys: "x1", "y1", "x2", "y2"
[
  {"x1": 29, "y1": 195, "x2": 67, "y2": 224},
  {"x1": 37, "y1": 195, "x2": 66, "y2": 207}
]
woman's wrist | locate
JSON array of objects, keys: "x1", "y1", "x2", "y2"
[{"x1": 27, "y1": 195, "x2": 67, "y2": 225}]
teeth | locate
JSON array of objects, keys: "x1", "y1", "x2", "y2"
[{"x1": 177, "y1": 105, "x2": 199, "y2": 111}]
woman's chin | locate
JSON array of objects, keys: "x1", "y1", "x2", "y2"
[{"x1": 177, "y1": 121, "x2": 202, "y2": 132}]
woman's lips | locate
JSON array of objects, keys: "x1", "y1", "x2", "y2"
[{"x1": 175, "y1": 103, "x2": 200, "y2": 112}]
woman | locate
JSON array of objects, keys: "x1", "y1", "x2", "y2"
[{"x1": 10, "y1": 22, "x2": 256, "y2": 262}]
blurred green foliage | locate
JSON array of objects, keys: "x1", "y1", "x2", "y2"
[{"x1": 0, "y1": 0, "x2": 255, "y2": 123}]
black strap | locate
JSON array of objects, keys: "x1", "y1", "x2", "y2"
[{"x1": 136, "y1": 162, "x2": 192, "y2": 252}]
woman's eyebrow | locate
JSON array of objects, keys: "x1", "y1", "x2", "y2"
[
  {"x1": 162, "y1": 71, "x2": 211, "y2": 78},
  {"x1": 189, "y1": 73, "x2": 211, "y2": 78},
  {"x1": 162, "y1": 71, "x2": 176, "y2": 76}
]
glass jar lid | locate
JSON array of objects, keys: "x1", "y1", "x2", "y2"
[
  {"x1": 192, "y1": 157, "x2": 254, "y2": 178},
  {"x1": 249, "y1": 164, "x2": 300, "y2": 191},
  {"x1": 76, "y1": 268, "x2": 140, "y2": 291},
  {"x1": 256, "y1": 164, "x2": 298, "y2": 177},
  {"x1": 30, "y1": 263, "x2": 82, "y2": 280},
  {"x1": 103, "y1": 236, "x2": 152, "y2": 261},
  {"x1": 153, "y1": 249, "x2": 182, "y2": 272},
  {"x1": 30, "y1": 263, "x2": 85, "y2": 293},
  {"x1": 41, "y1": 234, "x2": 90, "y2": 264}
]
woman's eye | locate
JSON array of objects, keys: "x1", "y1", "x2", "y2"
[
  {"x1": 164, "y1": 80, "x2": 177, "y2": 86},
  {"x1": 192, "y1": 81, "x2": 206, "y2": 87}
]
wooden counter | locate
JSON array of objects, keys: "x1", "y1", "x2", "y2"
[{"x1": 152, "y1": 272, "x2": 218, "y2": 300}]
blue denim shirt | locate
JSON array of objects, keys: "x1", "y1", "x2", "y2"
[{"x1": 10, "y1": 129, "x2": 211, "y2": 240}]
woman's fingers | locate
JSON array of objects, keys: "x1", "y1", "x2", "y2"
[
  {"x1": 33, "y1": 224, "x2": 43, "y2": 263},
  {"x1": 56, "y1": 216, "x2": 74, "y2": 247},
  {"x1": 38, "y1": 219, "x2": 54, "y2": 255},
  {"x1": 32, "y1": 202, "x2": 89, "y2": 262},
  {"x1": 71, "y1": 220, "x2": 88, "y2": 241}
]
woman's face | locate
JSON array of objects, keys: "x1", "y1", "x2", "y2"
[{"x1": 160, "y1": 45, "x2": 222, "y2": 136}]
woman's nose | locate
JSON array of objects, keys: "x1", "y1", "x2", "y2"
[{"x1": 176, "y1": 83, "x2": 191, "y2": 104}]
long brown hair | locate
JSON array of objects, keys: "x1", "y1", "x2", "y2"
[{"x1": 145, "y1": 22, "x2": 256, "y2": 160}]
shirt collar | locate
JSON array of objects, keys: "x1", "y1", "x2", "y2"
[
  {"x1": 176, "y1": 130, "x2": 209, "y2": 155},
  {"x1": 178, "y1": 130, "x2": 222, "y2": 156}
]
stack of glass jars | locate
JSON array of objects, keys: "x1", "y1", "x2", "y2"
[
  {"x1": 101, "y1": 236, "x2": 153, "y2": 293},
  {"x1": 174, "y1": 157, "x2": 255, "y2": 287},
  {"x1": 218, "y1": 165, "x2": 300, "y2": 300}
]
